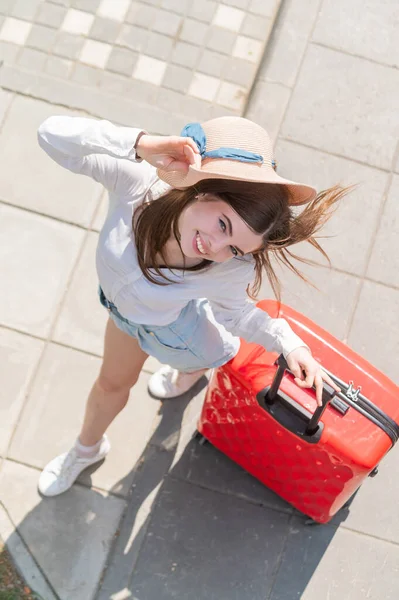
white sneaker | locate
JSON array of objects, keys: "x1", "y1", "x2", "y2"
[
  {"x1": 148, "y1": 366, "x2": 207, "y2": 399},
  {"x1": 38, "y1": 435, "x2": 111, "y2": 497}
]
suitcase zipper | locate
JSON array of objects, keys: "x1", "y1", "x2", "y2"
[
  {"x1": 321, "y1": 367, "x2": 399, "y2": 443},
  {"x1": 260, "y1": 355, "x2": 399, "y2": 447},
  {"x1": 283, "y1": 361, "x2": 399, "y2": 446}
]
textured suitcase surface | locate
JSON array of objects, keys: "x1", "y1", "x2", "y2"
[{"x1": 198, "y1": 300, "x2": 399, "y2": 523}]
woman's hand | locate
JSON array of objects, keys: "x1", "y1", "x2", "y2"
[
  {"x1": 135, "y1": 134, "x2": 200, "y2": 173},
  {"x1": 286, "y1": 346, "x2": 340, "y2": 406}
]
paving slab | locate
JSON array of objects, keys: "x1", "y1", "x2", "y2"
[
  {"x1": 0, "y1": 62, "x2": 189, "y2": 133},
  {"x1": 0, "y1": 86, "x2": 13, "y2": 123},
  {"x1": 50, "y1": 221, "x2": 164, "y2": 374},
  {"x1": 150, "y1": 379, "x2": 208, "y2": 452},
  {"x1": 98, "y1": 384, "x2": 211, "y2": 597},
  {"x1": 367, "y1": 174, "x2": 399, "y2": 288},
  {"x1": 0, "y1": 459, "x2": 125, "y2": 600},
  {"x1": 0, "y1": 203, "x2": 85, "y2": 337},
  {"x1": 0, "y1": 327, "x2": 44, "y2": 456},
  {"x1": 332, "y1": 447, "x2": 399, "y2": 544},
  {"x1": 129, "y1": 477, "x2": 291, "y2": 600},
  {"x1": 0, "y1": 0, "x2": 282, "y2": 122},
  {"x1": 270, "y1": 516, "x2": 399, "y2": 600},
  {"x1": 8, "y1": 340, "x2": 100, "y2": 468},
  {"x1": 260, "y1": 261, "x2": 361, "y2": 342},
  {"x1": 274, "y1": 139, "x2": 389, "y2": 277},
  {"x1": 52, "y1": 230, "x2": 108, "y2": 356},
  {"x1": 0, "y1": 95, "x2": 102, "y2": 225},
  {"x1": 312, "y1": 0, "x2": 399, "y2": 68},
  {"x1": 97, "y1": 444, "x2": 175, "y2": 600},
  {"x1": 165, "y1": 381, "x2": 210, "y2": 467},
  {"x1": 0, "y1": 502, "x2": 57, "y2": 600},
  {"x1": 257, "y1": 0, "x2": 321, "y2": 87},
  {"x1": 246, "y1": 80, "x2": 290, "y2": 143},
  {"x1": 9, "y1": 342, "x2": 162, "y2": 497},
  {"x1": 348, "y1": 280, "x2": 399, "y2": 384},
  {"x1": 281, "y1": 44, "x2": 399, "y2": 170},
  {"x1": 0, "y1": 39, "x2": 19, "y2": 64}
]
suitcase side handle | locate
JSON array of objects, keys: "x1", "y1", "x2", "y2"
[{"x1": 265, "y1": 354, "x2": 336, "y2": 435}]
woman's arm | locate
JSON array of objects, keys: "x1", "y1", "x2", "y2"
[
  {"x1": 210, "y1": 295, "x2": 307, "y2": 359},
  {"x1": 207, "y1": 262, "x2": 339, "y2": 404},
  {"x1": 37, "y1": 116, "x2": 152, "y2": 196}
]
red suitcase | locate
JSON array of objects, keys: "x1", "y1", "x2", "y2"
[{"x1": 197, "y1": 300, "x2": 399, "y2": 524}]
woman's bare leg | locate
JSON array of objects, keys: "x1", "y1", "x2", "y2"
[
  {"x1": 38, "y1": 318, "x2": 149, "y2": 496},
  {"x1": 79, "y1": 318, "x2": 148, "y2": 446}
]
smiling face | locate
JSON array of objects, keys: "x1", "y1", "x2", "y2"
[{"x1": 178, "y1": 193, "x2": 264, "y2": 263}]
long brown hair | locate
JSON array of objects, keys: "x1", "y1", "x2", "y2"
[{"x1": 134, "y1": 179, "x2": 350, "y2": 300}]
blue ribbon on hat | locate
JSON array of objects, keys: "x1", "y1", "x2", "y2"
[{"x1": 181, "y1": 122, "x2": 264, "y2": 164}]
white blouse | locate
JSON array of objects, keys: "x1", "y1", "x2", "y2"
[{"x1": 37, "y1": 116, "x2": 305, "y2": 358}]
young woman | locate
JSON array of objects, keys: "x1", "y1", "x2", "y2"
[{"x1": 36, "y1": 115, "x2": 344, "y2": 496}]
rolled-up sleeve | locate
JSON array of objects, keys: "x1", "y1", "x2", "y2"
[
  {"x1": 208, "y1": 260, "x2": 307, "y2": 358},
  {"x1": 37, "y1": 116, "x2": 150, "y2": 196}
]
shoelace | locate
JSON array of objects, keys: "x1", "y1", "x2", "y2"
[{"x1": 56, "y1": 449, "x2": 81, "y2": 483}]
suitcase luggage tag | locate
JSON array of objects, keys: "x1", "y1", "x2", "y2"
[{"x1": 257, "y1": 354, "x2": 399, "y2": 447}]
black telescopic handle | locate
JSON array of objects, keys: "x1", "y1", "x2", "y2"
[
  {"x1": 305, "y1": 382, "x2": 336, "y2": 435},
  {"x1": 266, "y1": 354, "x2": 336, "y2": 434},
  {"x1": 265, "y1": 354, "x2": 287, "y2": 404}
]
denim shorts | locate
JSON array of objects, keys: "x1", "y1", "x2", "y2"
[{"x1": 98, "y1": 287, "x2": 240, "y2": 372}]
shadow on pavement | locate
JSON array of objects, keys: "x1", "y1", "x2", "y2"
[{"x1": 2, "y1": 376, "x2": 354, "y2": 600}]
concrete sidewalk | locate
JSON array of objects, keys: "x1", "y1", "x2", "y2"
[{"x1": 0, "y1": 1, "x2": 399, "y2": 599}]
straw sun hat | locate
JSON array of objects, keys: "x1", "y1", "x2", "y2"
[{"x1": 157, "y1": 117, "x2": 316, "y2": 206}]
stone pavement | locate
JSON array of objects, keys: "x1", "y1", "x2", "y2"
[
  {"x1": 0, "y1": 0, "x2": 280, "y2": 133},
  {"x1": 0, "y1": 0, "x2": 399, "y2": 599}
]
